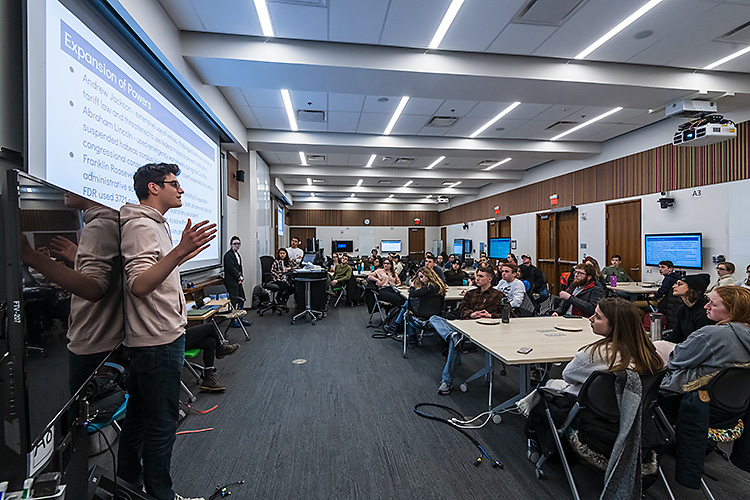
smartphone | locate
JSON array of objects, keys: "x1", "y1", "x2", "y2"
[{"x1": 517, "y1": 347, "x2": 533, "y2": 354}]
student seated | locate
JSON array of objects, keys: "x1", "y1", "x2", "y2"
[
  {"x1": 601, "y1": 254, "x2": 634, "y2": 283},
  {"x1": 495, "y1": 262, "x2": 535, "y2": 317},
  {"x1": 551, "y1": 263, "x2": 605, "y2": 318},
  {"x1": 185, "y1": 323, "x2": 240, "y2": 392},
  {"x1": 330, "y1": 253, "x2": 352, "y2": 289},
  {"x1": 270, "y1": 248, "x2": 295, "y2": 304},
  {"x1": 429, "y1": 266, "x2": 504, "y2": 395},
  {"x1": 737, "y1": 263, "x2": 750, "y2": 289},
  {"x1": 444, "y1": 260, "x2": 470, "y2": 286},
  {"x1": 662, "y1": 273, "x2": 714, "y2": 344},
  {"x1": 383, "y1": 267, "x2": 444, "y2": 334},
  {"x1": 639, "y1": 260, "x2": 681, "y2": 327},
  {"x1": 710, "y1": 261, "x2": 736, "y2": 291},
  {"x1": 366, "y1": 258, "x2": 403, "y2": 306},
  {"x1": 423, "y1": 254, "x2": 445, "y2": 283}
]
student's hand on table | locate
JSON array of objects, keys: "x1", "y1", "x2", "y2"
[{"x1": 551, "y1": 312, "x2": 559, "y2": 317}]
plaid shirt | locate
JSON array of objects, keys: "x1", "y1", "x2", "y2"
[{"x1": 458, "y1": 286, "x2": 505, "y2": 319}]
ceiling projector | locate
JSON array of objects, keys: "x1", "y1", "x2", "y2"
[{"x1": 672, "y1": 114, "x2": 736, "y2": 147}]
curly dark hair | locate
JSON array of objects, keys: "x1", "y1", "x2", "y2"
[{"x1": 133, "y1": 163, "x2": 180, "y2": 201}]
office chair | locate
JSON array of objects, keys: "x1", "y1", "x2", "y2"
[
  {"x1": 402, "y1": 295, "x2": 445, "y2": 358},
  {"x1": 203, "y1": 284, "x2": 251, "y2": 341},
  {"x1": 257, "y1": 255, "x2": 288, "y2": 316},
  {"x1": 653, "y1": 365, "x2": 750, "y2": 499},
  {"x1": 531, "y1": 370, "x2": 668, "y2": 500}
]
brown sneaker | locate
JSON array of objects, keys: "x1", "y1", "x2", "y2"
[
  {"x1": 216, "y1": 342, "x2": 240, "y2": 359},
  {"x1": 199, "y1": 368, "x2": 226, "y2": 392}
]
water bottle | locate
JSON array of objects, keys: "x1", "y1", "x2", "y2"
[
  {"x1": 370, "y1": 265, "x2": 374, "y2": 271},
  {"x1": 610, "y1": 275, "x2": 617, "y2": 287},
  {"x1": 501, "y1": 297, "x2": 511, "y2": 323},
  {"x1": 649, "y1": 312, "x2": 663, "y2": 341},
  {"x1": 463, "y1": 278, "x2": 468, "y2": 286}
]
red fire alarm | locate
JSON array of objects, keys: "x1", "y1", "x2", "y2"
[
  {"x1": 414, "y1": 218, "x2": 421, "y2": 225},
  {"x1": 550, "y1": 194, "x2": 558, "y2": 206},
  {"x1": 494, "y1": 205, "x2": 500, "y2": 215}
]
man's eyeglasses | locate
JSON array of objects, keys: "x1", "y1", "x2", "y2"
[
  {"x1": 159, "y1": 180, "x2": 181, "y2": 190},
  {"x1": 573, "y1": 271, "x2": 587, "y2": 276},
  {"x1": 717, "y1": 266, "x2": 727, "y2": 271}
]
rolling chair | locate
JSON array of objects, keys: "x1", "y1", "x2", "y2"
[
  {"x1": 530, "y1": 370, "x2": 668, "y2": 500},
  {"x1": 402, "y1": 295, "x2": 445, "y2": 358},
  {"x1": 257, "y1": 255, "x2": 288, "y2": 316},
  {"x1": 202, "y1": 284, "x2": 251, "y2": 341}
]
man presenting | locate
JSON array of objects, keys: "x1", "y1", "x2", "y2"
[
  {"x1": 429, "y1": 267, "x2": 504, "y2": 394},
  {"x1": 552, "y1": 263, "x2": 604, "y2": 317},
  {"x1": 223, "y1": 236, "x2": 252, "y2": 327},
  {"x1": 496, "y1": 262, "x2": 535, "y2": 317},
  {"x1": 119, "y1": 163, "x2": 216, "y2": 500}
]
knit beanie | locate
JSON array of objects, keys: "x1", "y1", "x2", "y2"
[{"x1": 681, "y1": 273, "x2": 710, "y2": 295}]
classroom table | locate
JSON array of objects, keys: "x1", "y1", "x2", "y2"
[
  {"x1": 447, "y1": 316, "x2": 598, "y2": 423},
  {"x1": 395, "y1": 285, "x2": 473, "y2": 301},
  {"x1": 186, "y1": 298, "x2": 245, "y2": 341},
  {"x1": 607, "y1": 281, "x2": 660, "y2": 300}
]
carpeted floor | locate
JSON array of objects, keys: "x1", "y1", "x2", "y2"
[{"x1": 95, "y1": 304, "x2": 749, "y2": 499}]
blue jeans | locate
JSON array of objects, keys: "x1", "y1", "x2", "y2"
[
  {"x1": 429, "y1": 316, "x2": 461, "y2": 386},
  {"x1": 118, "y1": 335, "x2": 185, "y2": 500}
]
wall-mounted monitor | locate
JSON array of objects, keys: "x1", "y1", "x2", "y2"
[
  {"x1": 332, "y1": 240, "x2": 353, "y2": 253},
  {"x1": 463, "y1": 239, "x2": 472, "y2": 255},
  {"x1": 381, "y1": 240, "x2": 402, "y2": 253},
  {"x1": 488, "y1": 237, "x2": 511, "y2": 259},
  {"x1": 645, "y1": 233, "x2": 703, "y2": 269},
  {"x1": 453, "y1": 239, "x2": 464, "y2": 256}
]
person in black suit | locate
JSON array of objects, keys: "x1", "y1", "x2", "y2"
[{"x1": 223, "y1": 236, "x2": 251, "y2": 327}]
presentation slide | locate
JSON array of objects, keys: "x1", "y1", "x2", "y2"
[
  {"x1": 645, "y1": 233, "x2": 703, "y2": 269},
  {"x1": 381, "y1": 240, "x2": 402, "y2": 253},
  {"x1": 28, "y1": 0, "x2": 221, "y2": 271},
  {"x1": 453, "y1": 239, "x2": 464, "y2": 256},
  {"x1": 488, "y1": 238, "x2": 511, "y2": 259}
]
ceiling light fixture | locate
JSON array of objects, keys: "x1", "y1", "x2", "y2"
[
  {"x1": 484, "y1": 158, "x2": 512, "y2": 171},
  {"x1": 356, "y1": 179, "x2": 363, "y2": 187},
  {"x1": 429, "y1": 0, "x2": 465, "y2": 49},
  {"x1": 426, "y1": 156, "x2": 446, "y2": 169},
  {"x1": 280, "y1": 89, "x2": 298, "y2": 131},
  {"x1": 468, "y1": 101, "x2": 521, "y2": 138},
  {"x1": 306, "y1": 178, "x2": 311, "y2": 185},
  {"x1": 365, "y1": 154, "x2": 376, "y2": 168},
  {"x1": 253, "y1": 0, "x2": 275, "y2": 37},
  {"x1": 449, "y1": 181, "x2": 461, "y2": 188},
  {"x1": 425, "y1": 195, "x2": 432, "y2": 199},
  {"x1": 299, "y1": 152, "x2": 307, "y2": 165},
  {"x1": 403, "y1": 180, "x2": 413, "y2": 187},
  {"x1": 383, "y1": 96, "x2": 410, "y2": 135},
  {"x1": 311, "y1": 192, "x2": 316, "y2": 197},
  {"x1": 704, "y1": 45, "x2": 750, "y2": 70},
  {"x1": 550, "y1": 107, "x2": 623, "y2": 141},
  {"x1": 388, "y1": 194, "x2": 395, "y2": 198},
  {"x1": 350, "y1": 193, "x2": 355, "y2": 198},
  {"x1": 574, "y1": 0, "x2": 663, "y2": 60}
]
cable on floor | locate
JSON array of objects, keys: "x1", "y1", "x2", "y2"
[{"x1": 413, "y1": 403, "x2": 503, "y2": 469}]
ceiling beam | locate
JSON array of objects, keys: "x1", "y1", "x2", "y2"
[
  {"x1": 284, "y1": 185, "x2": 479, "y2": 196},
  {"x1": 291, "y1": 197, "x2": 439, "y2": 205},
  {"x1": 182, "y1": 33, "x2": 750, "y2": 109},
  {"x1": 269, "y1": 165, "x2": 524, "y2": 182},
  {"x1": 250, "y1": 131, "x2": 599, "y2": 160}
]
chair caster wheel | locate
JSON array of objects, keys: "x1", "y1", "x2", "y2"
[
  {"x1": 460, "y1": 384, "x2": 468, "y2": 392},
  {"x1": 290, "y1": 320, "x2": 295, "y2": 325},
  {"x1": 322, "y1": 312, "x2": 327, "y2": 318},
  {"x1": 277, "y1": 311, "x2": 282, "y2": 316},
  {"x1": 311, "y1": 320, "x2": 316, "y2": 325},
  {"x1": 258, "y1": 312, "x2": 264, "y2": 317},
  {"x1": 492, "y1": 414, "x2": 503, "y2": 424},
  {"x1": 535, "y1": 468, "x2": 544, "y2": 479}
]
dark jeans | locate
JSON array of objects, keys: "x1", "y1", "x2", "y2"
[
  {"x1": 68, "y1": 350, "x2": 109, "y2": 396},
  {"x1": 118, "y1": 335, "x2": 185, "y2": 500},
  {"x1": 185, "y1": 323, "x2": 219, "y2": 367}
]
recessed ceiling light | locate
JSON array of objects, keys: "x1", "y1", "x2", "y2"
[
  {"x1": 306, "y1": 178, "x2": 312, "y2": 185},
  {"x1": 428, "y1": 0, "x2": 465, "y2": 49},
  {"x1": 468, "y1": 102, "x2": 521, "y2": 138},
  {"x1": 311, "y1": 192, "x2": 316, "y2": 197},
  {"x1": 365, "y1": 154, "x2": 376, "y2": 168},
  {"x1": 388, "y1": 194, "x2": 395, "y2": 198},
  {"x1": 299, "y1": 152, "x2": 307, "y2": 165},
  {"x1": 425, "y1": 195, "x2": 432, "y2": 199},
  {"x1": 383, "y1": 96, "x2": 409, "y2": 135},
  {"x1": 704, "y1": 45, "x2": 750, "y2": 70},
  {"x1": 253, "y1": 0, "x2": 275, "y2": 37},
  {"x1": 350, "y1": 193, "x2": 355, "y2": 197},
  {"x1": 575, "y1": 0, "x2": 663, "y2": 60},
  {"x1": 356, "y1": 179, "x2": 363, "y2": 187},
  {"x1": 403, "y1": 180, "x2": 413, "y2": 187},
  {"x1": 550, "y1": 107, "x2": 623, "y2": 141},
  {"x1": 280, "y1": 89, "x2": 298, "y2": 131},
  {"x1": 634, "y1": 30, "x2": 653, "y2": 40},
  {"x1": 483, "y1": 158, "x2": 512, "y2": 171},
  {"x1": 426, "y1": 156, "x2": 446, "y2": 169}
]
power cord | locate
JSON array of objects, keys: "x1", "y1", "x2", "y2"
[
  {"x1": 413, "y1": 403, "x2": 503, "y2": 469},
  {"x1": 208, "y1": 480, "x2": 244, "y2": 499}
]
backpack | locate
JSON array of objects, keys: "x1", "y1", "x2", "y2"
[{"x1": 252, "y1": 285, "x2": 271, "y2": 308}]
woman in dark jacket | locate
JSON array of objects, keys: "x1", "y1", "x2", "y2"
[{"x1": 663, "y1": 273, "x2": 714, "y2": 344}]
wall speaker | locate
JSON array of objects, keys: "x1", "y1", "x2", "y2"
[{"x1": 235, "y1": 170, "x2": 245, "y2": 182}]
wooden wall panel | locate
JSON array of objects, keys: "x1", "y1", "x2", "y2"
[
  {"x1": 288, "y1": 209, "x2": 439, "y2": 227},
  {"x1": 440, "y1": 120, "x2": 750, "y2": 226}
]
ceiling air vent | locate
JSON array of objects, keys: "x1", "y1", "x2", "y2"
[
  {"x1": 306, "y1": 154, "x2": 326, "y2": 162},
  {"x1": 426, "y1": 116, "x2": 458, "y2": 127},
  {"x1": 270, "y1": 0, "x2": 327, "y2": 8},
  {"x1": 311, "y1": 179, "x2": 326, "y2": 184},
  {"x1": 545, "y1": 121, "x2": 578, "y2": 131},
  {"x1": 297, "y1": 110, "x2": 326, "y2": 122},
  {"x1": 477, "y1": 160, "x2": 500, "y2": 167},
  {"x1": 394, "y1": 158, "x2": 414, "y2": 165},
  {"x1": 512, "y1": 0, "x2": 589, "y2": 27},
  {"x1": 378, "y1": 180, "x2": 392, "y2": 185},
  {"x1": 716, "y1": 21, "x2": 750, "y2": 44}
]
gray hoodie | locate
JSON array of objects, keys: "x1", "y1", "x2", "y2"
[
  {"x1": 120, "y1": 203, "x2": 186, "y2": 347},
  {"x1": 661, "y1": 322, "x2": 750, "y2": 393}
]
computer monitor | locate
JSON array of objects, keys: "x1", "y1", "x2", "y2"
[
  {"x1": 453, "y1": 239, "x2": 464, "y2": 256},
  {"x1": 333, "y1": 240, "x2": 353, "y2": 253},
  {"x1": 645, "y1": 233, "x2": 703, "y2": 269},
  {"x1": 302, "y1": 252, "x2": 316, "y2": 264},
  {"x1": 381, "y1": 240, "x2": 402, "y2": 253},
  {"x1": 488, "y1": 238, "x2": 511, "y2": 259}
]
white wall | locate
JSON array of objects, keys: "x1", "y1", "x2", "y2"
[{"x1": 309, "y1": 226, "x2": 441, "y2": 257}]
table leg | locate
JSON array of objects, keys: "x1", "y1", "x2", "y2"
[{"x1": 490, "y1": 363, "x2": 530, "y2": 413}]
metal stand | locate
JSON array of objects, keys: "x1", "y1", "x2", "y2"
[{"x1": 291, "y1": 276, "x2": 325, "y2": 325}]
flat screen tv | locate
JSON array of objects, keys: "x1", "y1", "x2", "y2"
[
  {"x1": 453, "y1": 239, "x2": 464, "y2": 256},
  {"x1": 381, "y1": 240, "x2": 402, "y2": 253},
  {"x1": 463, "y1": 239, "x2": 472, "y2": 255},
  {"x1": 333, "y1": 240, "x2": 353, "y2": 253},
  {"x1": 488, "y1": 237, "x2": 511, "y2": 259},
  {"x1": 644, "y1": 233, "x2": 703, "y2": 269}
]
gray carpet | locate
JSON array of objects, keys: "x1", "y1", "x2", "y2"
[{"x1": 97, "y1": 304, "x2": 749, "y2": 499}]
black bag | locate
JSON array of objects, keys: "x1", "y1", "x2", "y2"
[{"x1": 252, "y1": 285, "x2": 270, "y2": 308}]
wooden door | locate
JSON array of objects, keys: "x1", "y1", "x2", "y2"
[
  {"x1": 487, "y1": 220, "x2": 500, "y2": 239},
  {"x1": 499, "y1": 218, "x2": 511, "y2": 238},
  {"x1": 408, "y1": 227, "x2": 425, "y2": 261},
  {"x1": 440, "y1": 227, "x2": 447, "y2": 254},
  {"x1": 537, "y1": 208, "x2": 578, "y2": 294},
  {"x1": 291, "y1": 227, "x2": 317, "y2": 252},
  {"x1": 606, "y1": 200, "x2": 641, "y2": 281}
]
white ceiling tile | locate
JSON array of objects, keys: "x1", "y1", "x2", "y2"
[
  {"x1": 356, "y1": 113, "x2": 391, "y2": 134},
  {"x1": 156, "y1": 0, "x2": 204, "y2": 30},
  {"x1": 329, "y1": 0, "x2": 389, "y2": 44},
  {"x1": 189, "y1": 0, "x2": 261, "y2": 35},
  {"x1": 380, "y1": 0, "x2": 453, "y2": 48},
  {"x1": 434, "y1": 99, "x2": 479, "y2": 116},
  {"x1": 252, "y1": 107, "x2": 292, "y2": 130},
  {"x1": 327, "y1": 111, "x2": 361, "y2": 133},
  {"x1": 276, "y1": 152, "x2": 301, "y2": 164},
  {"x1": 389, "y1": 114, "x2": 431, "y2": 135},
  {"x1": 268, "y1": 2, "x2": 329, "y2": 40},
  {"x1": 486, "y1": 22, "x2": 556, "y2": 55},
  {"x1": 403, "y1": 97, "x2": 444, "y2": 116},
  {"x1": 439, "y1": 0, "x2": 527, "y2": 51},
  {"x1": 416, "y1": 127, "x2": 450, "y2": 137},
  {"x1": 362, "y1": 95, "x2": 402, "y2": 113},
  {"x1": 328, "y1": 93, "x2": 365, "y2": 112},
  {"x1": 289, "y1": 91, "x2": 328, "y2": 111},
  {"x1": 241, "y1": 88, "x2": 284, "y2": 108},
  {"x1": 466, "y1": 101, "x2": 523, "y2": 119},
  {"x1": 232, "y1": 106, "x2": 261, "y2": 128}
]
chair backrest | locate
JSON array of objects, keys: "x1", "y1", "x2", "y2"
[
  {"x1": 260, "y1": 256, "x2": 275, "y2": 284},
  {"x1": 705, "y1": 366, "x2": 750, "y2": 413},
  {"x1": 408, "y1": 293, "x2": 445, "y2": 319},
  {"x1": 578, "y1": 370, "x2": 667, "y2": 424}
]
